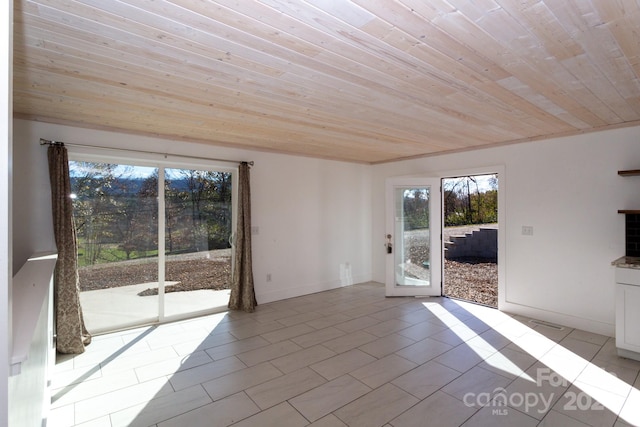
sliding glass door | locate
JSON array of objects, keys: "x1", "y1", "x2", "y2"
[
  {"x1": 163, "y1": 168, "x2": 233, "y2": 319},
  {"x1": 70, "y1": 160, "x2": 233, "y2": 333}
]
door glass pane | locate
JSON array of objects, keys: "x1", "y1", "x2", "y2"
[
  {"x1": 394, "y1": 187, "x2": 431, "y2": 286},
  {"x1": 71, "y1": 162, "x2": 159, "y2": 333},
  {"x1": 163, "y1": 168, "x2": 232, "y2": 318}
]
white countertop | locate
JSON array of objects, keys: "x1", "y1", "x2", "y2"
[{"x1": 612, "y1": 256, "x2": 640, "y2": 269}]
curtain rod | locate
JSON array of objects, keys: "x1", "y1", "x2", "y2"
[{"x1": 39, "y1": 138, "x2": 254, "y2": 167}]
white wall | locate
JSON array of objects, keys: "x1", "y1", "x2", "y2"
[
  {"x1": 11, "y1": 124, "x2": 55, "y2": 272},
  {"x1": 250, "y1": 151, "x2": 373, "y2": 302},
  {"x1": 13, "y1": 119, "x2": 640, "y2": 339},
  {"x1": 372, "y1": 126, "x2": 640, "y2": 335},
  {"x1": 13, "y1": 119, "x2": 373, "y2": 306}
]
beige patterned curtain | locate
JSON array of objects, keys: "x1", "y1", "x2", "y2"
[
  {"x1": 228, "y1": 162, "x2": 257, "y2": 312},
  {"x1": 48, "y1": 144, "x2": 91, "y2": 354}
]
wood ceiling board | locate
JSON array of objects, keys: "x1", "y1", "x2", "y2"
[
  {"x1": 439, "y1": 10, "x2": 582, "y2": 117},
  {"x1": 14, "y1": 67, "x2": 468, "y2": 160},
  {"x1": 12, "y1": 0, "x2": 640, "y2": 163},
  {"x1": 18, "y1": 28, "x2": 450, "y2": 142},
  {"x1": 364, "y1": 0, "x2": 611, "y2": 131},
  {"x1": 15, "y1": 63, "x2": 470, "y2": 159},
  {"x1": 432, "y1": 1, "x2": 632, "y2": 124},
  {"x1": 20, "y1": 1, "x2": 504, "y2": 138},
  {"x1": 16, "y1": 35, "x2": 504, "y2": 148},
  {"x1": 545, "y1": 1, "x2": 640, "y2": 116}
]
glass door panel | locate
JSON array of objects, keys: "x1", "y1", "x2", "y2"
[
  {"x1": 394, "y1": 187, "x2": 432, "y2": 286},
  {"x1": 71, "y1": 162, "x2": 159, "y2": 333},
  {"x1": 163, "y1": 168, "x2": 232, "y2": 319},
  {"x1": 386, "y1": 178, "x2": 441, "y2": 297}
]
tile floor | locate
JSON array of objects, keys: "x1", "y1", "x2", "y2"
[{"x1": 49, "y1": 282, "x2": 640, "y2": 427}]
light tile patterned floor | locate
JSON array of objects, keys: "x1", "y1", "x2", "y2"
[{"x1": 49, "y1": 282, "x2": 640, "y2": 427}]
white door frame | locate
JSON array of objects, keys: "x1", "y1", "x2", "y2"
[{"x1": 438, "y1": 165, "x2": 506, "y2": 310}]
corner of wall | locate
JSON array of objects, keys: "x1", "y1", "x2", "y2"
[{"x1": 1, "y1": 1, "x2": 13, "y2": 425}]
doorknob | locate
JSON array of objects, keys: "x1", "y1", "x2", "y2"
[{"x1": 385, "y1": 234, "x2": 393, "y2": 254}]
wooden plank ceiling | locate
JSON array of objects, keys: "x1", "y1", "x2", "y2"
[{"x1": 12, "y1": 0, "x2": 640, "y2": 164}]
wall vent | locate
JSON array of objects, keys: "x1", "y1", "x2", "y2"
[{"x1": 528, "y1": 319, "x2": 564, "y2": 330}]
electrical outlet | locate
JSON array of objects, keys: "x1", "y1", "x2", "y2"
[
  {"x1": 522, "y1": 226, "x2": 534, "y2": 236},
  {"x1": 266, "y1": 273, "x2": 272, "y2": 282}
]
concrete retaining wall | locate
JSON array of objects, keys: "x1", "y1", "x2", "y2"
[{"x1": 444, "y1": 227, "x2": 497, "y2": 261}]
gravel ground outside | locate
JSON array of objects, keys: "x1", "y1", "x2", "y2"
[
  {"x1": 444, "y1": 258, "x2": 497, "y2": 307},
  {"x1": 78, "y1": 250, "x2": 232, "y2": 296},
  {"x1": 403, "y1": 224, "x2": 498, "y2": 307}
]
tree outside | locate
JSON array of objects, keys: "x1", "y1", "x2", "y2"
[
  {"x1": 70, "y1": 161, "x2": 233, "y2": 294},
  {"x1": 443, "y1": 174, "x2": 498, "y2": 226}
]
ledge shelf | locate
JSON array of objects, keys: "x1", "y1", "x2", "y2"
[
  {"x1": 11, "y1": 252, "x2": 57, "y2": 376},
  {"x1": 619, "y1": 170, "x2": 640, "y2": 213},
  {"x1": 618, "y1": 170, "x2": 640, "y2": 177}
]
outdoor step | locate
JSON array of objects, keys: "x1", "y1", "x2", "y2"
[{"x1": 443, "y1": 227, "x2": 497, "y2": 261}]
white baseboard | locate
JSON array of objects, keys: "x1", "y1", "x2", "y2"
[
  {"x1": 500, "y1": 301, "x2": 614, "y2": 337},
  {"x1": 256, "y1": 274, "x2": 372, "y2": 305}
]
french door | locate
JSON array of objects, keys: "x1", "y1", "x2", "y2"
[{"x1": 385, "y1": 177, "x2": 442, "y2": 297}]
